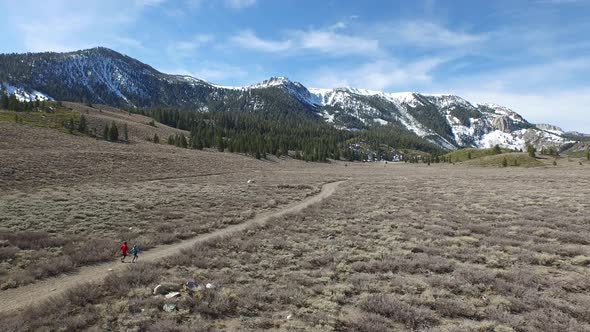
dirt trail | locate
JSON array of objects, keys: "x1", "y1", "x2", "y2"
[{"x1": 0, "y1": 181, "x2": 343, "y2": 315}]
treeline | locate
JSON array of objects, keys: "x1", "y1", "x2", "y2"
[
  {"x1": 137, "y1": 107, "x2": 348, "y2": 161},
  {"x1": 133, "y1": 107, "x2": 444, "y2": 161}
]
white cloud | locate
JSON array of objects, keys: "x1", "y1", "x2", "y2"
[
  {"x1": 430, "y1": 58, "x2": 590, "y2": 132},
  {"x1": 231, "y1": 30, "x2": 293, "y2": 52},
  {"x1": 307, "y1": 57, "x2": 446, "y2": 91},
  {"x1": 168, "y1": 34, "x2": 214, "y2": 55},
  {"x1": 12, "y1": 1, "x2": 154, "y2": 52},
  {"x1": 295, "y1": 30, "x2": 380, "y2": 55},
  {"x1": 135, "y1": 0, "x2": 167, "y2": 7},
  {"x1": 380, "y1": 20, "x2": 485, "y2": 48},
  {"x1": 113, "y1": 37, "x2": 144, "y2": 49},
  {"x1": 224, "y1": 0, "x2": 256, "y2": 9},
  {"x1": 231, "y1": 28, "x2": 380, "y2": 56},
  {"x1": 19, "y1": 16, "x2": 96, "y2": 52},
  {"x1": 167, "y1": 61, "x2": 249, "y2": 83},
  {"x1": 459, "y1": 89, "x2": 590, "y2": 132}
]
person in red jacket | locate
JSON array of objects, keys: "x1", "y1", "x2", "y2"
[{"x1": 120, "y1": 241, "x2": 129, "y2": 262}]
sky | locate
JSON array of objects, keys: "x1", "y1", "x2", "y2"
[{"x1": 0, "y1": 0, "x2": 589, "y2": 132}]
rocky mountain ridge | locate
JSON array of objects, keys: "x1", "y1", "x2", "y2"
[{"x1": 0, "y1": 47, "x2": 576, "y2": 150}]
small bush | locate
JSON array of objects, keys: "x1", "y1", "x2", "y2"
[
  {"x1": 0, "y1": 231, "x2": 66, "y2": 250},
  {"x1": 0, "y1": 246, "x2": 18, "y2": 260},
  {"x1": 194, "y1": 288, "x2": 239, "y2": 319},
  {"x1": 360, "y1": 294, "x2": 439, "y2": 329},
  {"x1": 27, "y1": 256, "x2": 76, "y2": 279},
  {"x1": 102, "y1": 263, "x2": 163, "y2": 296},
  {"x1": 64, "y1": 238, "x2": 119, "y2": 266}
]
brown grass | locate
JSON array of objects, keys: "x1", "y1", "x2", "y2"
[
  {"x1": 1, "y1": 106, "x2": 589, "y2": 330},
  {"x1": 0, "y1": 110, "x2": 329, "y2": 288}
]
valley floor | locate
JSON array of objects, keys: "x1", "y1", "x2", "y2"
[{"x1": 1, "y1": 111, "x2": 590, "y2": 331}]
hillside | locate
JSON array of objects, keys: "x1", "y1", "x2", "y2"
[{"x1": 0, "y1": 47, "x2": 581, "y2": 152}]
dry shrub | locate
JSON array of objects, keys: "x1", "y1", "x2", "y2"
[
  {"x1": 17, "y1": 283, "x2": 102, "y2": 331},
  {"x1": 194, "y1": 288, "x2": 238, "y2": 319},
  {"x1": 102, "y1": 263, "x2": 163, "y2": 296},
  {"x1": 432, "y1": 297, "x2": 482, "y2": 319},
  {"x1": 0, "y1": 231, "x2": 66, "y2": 249},
  {"x1": 360, "y1": 294, "x2": 439, "y2": 329},
  {"x1": 64, "y1": 238, "x2": 119, "y2": 265},
  {"x1": 26, "y1": 255, "x2": 76, "y2": 279},
  {"x1": 277, "y1": 184, "x2": 315, "y2": 190},
  {"x1": 337, "y1": 311, "x2": 392, "y2": 332},
  {"x1": 145, "y1": 319, "x2": 210, "y2": 332},
  {"x1": 0, "y1": 246, "x2": 18, "y2": 260}
]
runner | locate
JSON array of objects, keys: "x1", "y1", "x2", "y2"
[
  {"x1": 131, "y1": 245, "x2": 139, "y2": 263},
  {"x1": 120, "y1": 241, "x2": 128, "y2": 262}
]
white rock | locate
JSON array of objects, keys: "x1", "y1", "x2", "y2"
[
  {"x1": 163, "y1": 303, "x2": 176, "y2": 312},
  {"x1": 205, "y1": 283, "x2": 214, "y2": 289},
  {"x1": 165, "y1": 291, "x2": 180, "y2": 299}
]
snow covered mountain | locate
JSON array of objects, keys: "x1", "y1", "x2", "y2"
[{"x1": 0, "y1": 47, "x2": 575, "y2": 150}]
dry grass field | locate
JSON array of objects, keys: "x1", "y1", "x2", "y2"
[
  {"x1": 2, "y1": 162, "x2": 590, "y2": 331},
  {"x1": 0, "y1": 108, "x2": 332, "y2": 289},
  {"x1": 1, "y1": 106, "x2": 590, "y2": 331}
]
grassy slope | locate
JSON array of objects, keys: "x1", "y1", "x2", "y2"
[
  {"x1": 0, "y1": 108, "x2": 79, "y2": 132},
  {"x1": 443, "y1": 147, "x2": 515, "y2": 163},
  {"x1": 462, "y1": 153, "x2": 544, "y2": 167}
]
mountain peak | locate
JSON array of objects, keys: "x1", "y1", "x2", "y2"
[{"x1": 249, "y1": 76, "x2": 298, "y2": 89}]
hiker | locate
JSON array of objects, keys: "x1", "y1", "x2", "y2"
[
  {"x1": 120, "y1": 241, "x2": 128, "y2": 262},
  {"x1": 131, "y1": 245, "x2": 139, "y2": 263}
]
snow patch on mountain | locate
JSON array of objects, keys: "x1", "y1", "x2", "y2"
[
  {"x1": 1, "y1": 82, "x2": 53, "y2": 102},
  {"x1": 535, "y1": 123, "x2": 564, "y2": 135}
]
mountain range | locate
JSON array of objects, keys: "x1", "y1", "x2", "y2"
[{"x1": 0, "y1": 47, "x2": 577, "y2": 151}]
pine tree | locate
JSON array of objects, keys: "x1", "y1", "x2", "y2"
[
  {"x1": 527, "y1": 145, "x2": 536, "y2": 158},
  {"x1": 216, "y1": 135, "x2": 224, "y2": 152},
  {"x1": 502, "y1": 157, "x2": 508, "y2": 167},
  {"x1": 179, "y1": 134, "x2": 188, "y2": 148},
  {"x1": 467, "y1": 152, "x2": 472, "y2": 160},
  {"x1": 493, "y1": 145, "x2": 502, "y2": 155},
  {"x1": 78, "y1": 114, "x2": 87, "y2": 133},
  {"x1": 153, "y1": 133, "x2": 159, "y2": 144},
  {"x1": 586, "y1": 151, "x2": 589, "y2": 161},
  {"x1": 123, "y1": 123, "x2": 129, "y2": 141},
  {"x1": 67, "y1": 118, "x2": 75, "y2": 134},
  {"x1": 0, "y1": 92, "x2": 8, "y2": 109},
  {"x1": 109, "y1": 121, "x2": 119, "y2": 141},
  {"x1": 103, "y1": 124, "x2": 109, "y2": 140}
]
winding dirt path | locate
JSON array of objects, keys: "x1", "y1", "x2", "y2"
[{"x1": 0, "y1": 180, "x2": 343, "y2": 315}]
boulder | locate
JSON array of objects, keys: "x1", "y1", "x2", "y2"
[
  {"x1": 247, "y1": 179, "x2": 255, "y2": 184},
  {"x1": 184, "y1": 281, "x2": 198, "y2": 292},
  {"x1": 163, "y1": 304, "x2": 176, "y2": 312},
  {"x1": 205, "y1": 283, "x2": 215, "y2": 289}
]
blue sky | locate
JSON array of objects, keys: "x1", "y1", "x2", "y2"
[{"x1": 1, "y1": 0, "x2": 589, "y2": 131}]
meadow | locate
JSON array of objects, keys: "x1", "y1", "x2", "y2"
[{"x1": 1, "y1": 105, "x2": 589, "y2": 331}]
